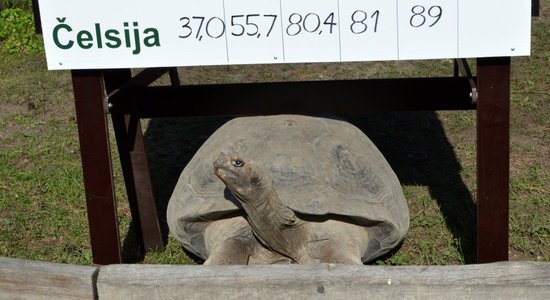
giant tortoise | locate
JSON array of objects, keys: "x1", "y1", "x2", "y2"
[{"x1": 167, "y1": 115, "x2": 409, "y2": 265}]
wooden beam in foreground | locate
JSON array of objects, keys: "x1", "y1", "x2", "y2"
[{"x1": 97, "y1": 262, "x2": 550, "y2": 300}]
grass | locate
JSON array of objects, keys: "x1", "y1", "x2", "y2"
[{"x1": 1, "y1": 3, "x2": 549, "y2": 266}]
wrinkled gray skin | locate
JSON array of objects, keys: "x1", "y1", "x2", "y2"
[
  {"x1": 167, "y1": 115, "x2": 409, "y2": 265},
  {"x1": 212, "y1": 153, "x2": 370, "y2": 264}
]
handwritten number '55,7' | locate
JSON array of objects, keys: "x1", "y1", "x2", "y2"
[{"x1": 231, "y1": 14, "x2": 277, "y2": 37}]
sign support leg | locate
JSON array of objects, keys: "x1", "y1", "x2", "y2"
[
  {"x1": 72, "y1": 70, "x2": 122, "y2": 265},
  {"x1": 105, "y1": 70, "x2": 165, "y2": 254},
  {"x1": 476, "y1": 57, "x2": 511, "y2": 263}
]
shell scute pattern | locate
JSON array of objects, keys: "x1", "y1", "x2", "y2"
[{"x1": 167, "y1": 115, "x2": 409, "y2": 263}]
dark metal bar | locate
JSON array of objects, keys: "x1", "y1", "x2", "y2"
[
  {"x1": 476, "y1": 57, "x2": 511, "y2": 263},
  {"x1": 71, "y1": 70, "x2": 121, "y2": 265},
  {"x1": 453, "y1": 60, "x2": 459, "y2": 77},
  {"x1": 456, "y1": 59, "x2": 474, "y2": 80},
  {"x1": 31, "y1": 0, "x2": 42, "y2": 34},
  {"x1": 105, "y1": 68, "x2": 171, "y2": 98},
  {"x1": 104, "y1": 70, "x2": 165, "y2": 254},
  {"x1": 104, "y1": 69, "x2": 133, "y2": 93},
  {"x1": 169, "y1": 68, "x2": 181, "y2": 86},
  {"x1": 119, "y1": 68, "x2": 168, "y2": 88},
  {"x1": 110, "y1": 77, "x2": 476, "y2": 118},
  {"x1": 532, "y1": 0, "x2": 540, "y2": 17}
]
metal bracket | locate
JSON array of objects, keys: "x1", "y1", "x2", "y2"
[
  {"x1": 454, "y1": 59, "x2": 478, "y2": 104},
  {"x1": 104, "y1": 68, "x2": 179, "y2": 113},
  {"x1": 103, "y1": 94, "x2": 113, "y2": 114}
]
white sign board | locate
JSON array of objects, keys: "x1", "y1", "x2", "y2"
[{"x1": 38, "y1": 0, "x2": 531, "y2": 70}]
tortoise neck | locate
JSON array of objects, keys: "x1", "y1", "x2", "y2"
[{"x1": 239, "y1": 186, "x2": 307, "y2": 262}]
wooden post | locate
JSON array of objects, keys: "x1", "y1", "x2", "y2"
[
  {"x1": 72, "y1": 70, "x2": 122, "y2": 265},
  {"x1": 104, "y1": 70, "x2": 165, "y2": 253},
  {"x1": 476, "y1": 57, "x2": 511, "y2": 263}
]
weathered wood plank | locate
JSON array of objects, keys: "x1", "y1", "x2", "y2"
[
  {"x1": 97, "y1": 262, "x2": 550, "y2": 300},
  {"x1": 0, "y1": 257, "x2": 98, "y2": 300}
]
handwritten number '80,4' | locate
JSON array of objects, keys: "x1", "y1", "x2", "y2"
[
  {"x1": 286, "y1": 13, "x2": 337, "y2": 36},
  {"x1": 409, "y1": 5, "x2": 443, "y2": 28}
]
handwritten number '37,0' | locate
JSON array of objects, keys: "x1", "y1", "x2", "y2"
[{"x1": 179, "y1": 16, "x2": 225, "y2": 40}]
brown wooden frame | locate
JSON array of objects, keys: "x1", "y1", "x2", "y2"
[{"x1": 31, "y1": 0, "x2": 537, "y2": 265}]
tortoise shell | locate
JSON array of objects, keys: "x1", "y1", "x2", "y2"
[{"x1": 167, "y1": 115, "x2": 409, "y2": 262}]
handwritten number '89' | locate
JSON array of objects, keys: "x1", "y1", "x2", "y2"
[{"x1": 409, "y1": 5, "x2": 442, "y2": 28}]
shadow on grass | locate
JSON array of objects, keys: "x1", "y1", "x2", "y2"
[
  {"x1": 120, "y1": 116, "x2": 232, "y2": 263},
  {"x1": 121, "y1": 112, "x2": 477, "y2": 264},
  {"x1": 345, "y1": 112, "x2": 477, "y2": 263}
]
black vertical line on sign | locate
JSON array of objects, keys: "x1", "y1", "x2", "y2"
[
  {"x1": 337, "y1": 0, "x2": 343, "y2": 61},
  {"x1": 279, "y1": 0, "x2": 286, "y2": 61},
  {"x1": 396, "y1": 0, "x2": 400, "y2": 60},
  {"x1": 456, "y1": 0, "x2": 460, "y2": 57},
  {"x1": 222, "y1": 0, "x2": 230, "y2": 62}
]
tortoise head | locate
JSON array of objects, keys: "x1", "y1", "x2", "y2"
[{"x1": 214, "y1": 152, "x2": 270, "y2": 201}]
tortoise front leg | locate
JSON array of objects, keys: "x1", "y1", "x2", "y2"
[
  {"x1": 203, "y1": 217, "x2": 255, "y2": 265},
  {"x1": 204, "y1": 236, "x2": 254, "y2": 265},
  {"x1": 311, "y1": 220, "x2": 368, "y2": 265}
]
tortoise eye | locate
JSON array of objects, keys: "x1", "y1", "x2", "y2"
[{"x1": 231, "y1": 159, "x2": 244, "y2": 167}]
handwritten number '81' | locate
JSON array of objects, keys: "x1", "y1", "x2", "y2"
[{"x1": 409, "y1": 5, "x2": 442, "y2": 28}]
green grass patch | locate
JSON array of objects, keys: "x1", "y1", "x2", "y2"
[
  {"x1": 1, "y1": 1, "x2": 549, "y2": 266},
  {"x1": 0, "y1": 4, "x2": 43, "y2": 54}
]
